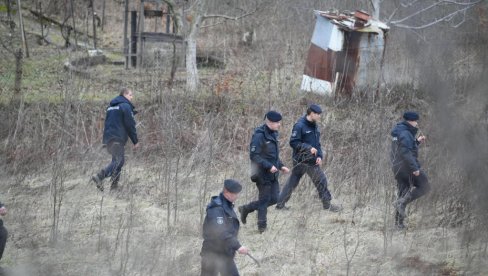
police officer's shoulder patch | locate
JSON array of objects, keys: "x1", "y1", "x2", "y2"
[
  {"x1": 251, "y1": 146, "x2": 256, "y2": 152},
  {"x1": 216, "y1": 217, "x2": 224, "y2": 224},
  {"x1": 292, "y1": 131, "x2": 297, "y2": 137}
]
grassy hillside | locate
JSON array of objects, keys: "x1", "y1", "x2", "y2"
[{"x1": 1, "y1": 1, "x2": 487, "y2": 275}]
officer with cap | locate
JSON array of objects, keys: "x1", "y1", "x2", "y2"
[
  {"x1": 276, "y1": 104, "x2": 341, "y2": 212},
  {"x1": 238, "y1": 111, "x2": 290, "y2": 233},
  {"x1": 201, "y1": 179, "x2": 249, "y2": 276},
  {"x1": 390, "y1": 111, "x2": 431, "y2": 229}
]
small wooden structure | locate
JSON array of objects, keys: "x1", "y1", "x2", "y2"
[
  {"x1": 301, "y1": 10, "x2": 389, "y2": 96},
  {"x1": 123, "y1": 0, "x2": 184, "y2": 68}
]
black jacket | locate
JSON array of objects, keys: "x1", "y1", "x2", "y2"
[
  {"x1": 390, "y1": 121, "x2": 421, "y2": 173},
  {"x1": 201, "y1": 193, "x2": 241, "y2": 256},
  {"x1": 290, "y1": 116, "x2": 323, "y2": 164},
  {"x1": 0, "y1": 201, "x2": 4, "y2": 226},
  {"x1": 250, "y1": 124, "x2": 284, "y2": 178},
  {"x1": 102, "y1": 95, "x2": 138, "y2": 145}
]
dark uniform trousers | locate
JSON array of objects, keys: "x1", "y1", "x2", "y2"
[
  {"x1": 201, "y1": 251, "x2": 239, "y2": 276},
  {"x1": 242, "y1": 174, "x2": 279, "y2": 229},
  {"x1": 0, "y1": 220, "x2": 7, "y2": 260},
  {"x1": 278, "y1": 162, "x2": 332, "y2": 207},
  {"x1": 393, "y1": 168, "x2": 430, "y2": 218},
  {"x1": 101, "y1": 141, "x2": 125, "y2": 184}
]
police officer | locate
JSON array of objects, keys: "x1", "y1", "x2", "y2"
[
  {"x1": 91, "y1": 88, "x2": 139, "y2": 191},
  {"x1": 276, "y1": 104, "x2": 341, "y2": 212},
  {"x1": 238, "y1": 111, "x2": 289, "y2": 233},
  {"x1": 201, "y1": 179, "x2": 249, "y2": 276},
  {"x1": 0, "y1": 199, "x2": 8, "y2": 263},
  {"x1": 390, "y1": 111, "x2": 431, "y2": 229}
]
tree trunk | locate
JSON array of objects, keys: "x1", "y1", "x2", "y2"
[
  {"x1": 91, "y1": 0, "x2": 97, "y2": 49},
  {"x1": 9, "y1": 49, "x2": 24, "y2": 148},
  {"x1": 185, "y1": 2, "x2": 204, "y2": 93},
  {"x1": 101, "y1": 0, "x2": 106, "y2": 30},
  {"x1": 371, "y1": 0, "x2": 380, "y2": 20},
  {"x1": 185, "y1": 21, "x2": 201, "y2": 93},
  {"x1": 14, "y1": 48, "x2": 24, "y2": 98},
  {"x1": 70, "y1": 0, "x2": 78, "y2": 47},
  {"x1": 17, "y1": 0, "x2": 29, "y2": 57}
]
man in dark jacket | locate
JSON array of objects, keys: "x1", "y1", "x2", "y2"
[
  {"x1": 276, "y1": 104, "x2": 341, "y2": 212},
  {"x1": 201, "y1": 179, "x2": 249, "y2": 276},
  {"x1": 91, "y1": 88, "x2": 139, "y2": 191},
  {"x1": 238, "y1": 111, "x2": 289, "y2": 233},
  {"x1": 390, "y1": 111, "x2": 431, "y2": 229},
  {"x1": 0, "y1": 200, "x2": 8, "y2": 262}
]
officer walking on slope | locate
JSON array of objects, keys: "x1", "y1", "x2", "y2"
[
  {"x1": 276, "y1": 104, "x2": 341, "y2": 212},
  {"x1": 91, "y1": 87, "x2": 139, "y2": 191},
  {"x1": 0, "y1": 199, "x2": 8, "y2": 264},
  {"x1": 239, "y1": 111, "x2": 290, "y2": 233},
  {"x1": 390, "y1": 111, "x2": 431, "y2": 229},
  {"x1": 201, "y1": 179, "x2": 249, "y2": 276}
]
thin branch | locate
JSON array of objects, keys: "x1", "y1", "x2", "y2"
[
  {"x1": 203, "y1": 9, "x2": 256, "y2": 20},
  {"x1": 450, "y1": 9, "x2": 467, "y2": 28},
  {"x1": 370, "y1": 0, "x2": 376, "y2": 11},
  {"x1": 200, "y1": 6, "x2": 258, "y2": 29},
  {"x1": 391, "y1": 0, "x2": 482, "y2": 24},
  {"x1": 391, "y1": 1, "x2": 445, "y2": 24},
  {"x1": 393, "y1": 3, "x2": 478, "y2": 29},
  {"x1": 200, "y1": 18, "x2": 226, "y2": 29},
  {"x1": 386, "y1": 7, "x2": 400, "y2": 23},
  {"x1": 184, "y1": 0, "x2": 200, "y2": 13},
  {"x1": 400, "y1": 0, "x2": 422, "y2": 8}
]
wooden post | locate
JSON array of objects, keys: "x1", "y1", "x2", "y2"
[
  {"x1": 37, "y1": 0, "x2": 44, "y2": 41},
  {"x1": 101, "y1": 0, "x2": 106, "y2": 30},
  {"x1": 123, "y1": 0, "x2": 129, "y2": 69},
  {"x1": 16, "y1": 0, "x2": 29, "y2": 58},
  {"x1": 70, "y1": 0, "x2": 78, "y2": 48},
  {"x1": 136, "y1": 0, "x2": 145, "y2": 68},
  {"x1": 166, "y1": 11, "x2": 170, "y2": 33},
  {"x1": 91, "y1": 0, "x2": 97, "y2": 49},
  {"x1": 130, "y1": 11, "x2": 137, "y2": 67}
]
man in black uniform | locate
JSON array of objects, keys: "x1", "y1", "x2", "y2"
[
  {"x1": 91, "y1": 87, "x2": 139, "y2": 191},
  {"x1": 390, "y1": 111, "x2": 431, "y2": 229},
  {"x1": 238, "y1": 111, "x2": 289, "y2": 233},
  {"x1": 201, "y1": 179, "x2": 249, "y2": 276},
  {"x1": 276, "y1": 104, "x2": 341, "y2": 212},
  {"x1": 0, "y1": 199, "x2": 7, "y2": 261}
]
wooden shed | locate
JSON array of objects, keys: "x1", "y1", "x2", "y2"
[{"x1": 301, "y1": 10, "x2": 389, "y2": 96}]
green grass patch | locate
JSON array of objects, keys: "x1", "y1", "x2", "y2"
[{"x1": 0, "y1": 51, "x2": 68, "y2": 103}]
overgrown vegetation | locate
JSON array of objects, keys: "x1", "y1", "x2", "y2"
[{"x1": 0, "y1": 0, "x2": 487, "y2": 275}]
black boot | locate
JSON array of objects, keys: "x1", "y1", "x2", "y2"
[
  {"x1": 91, "y1": 170, "x2": 104, "y2": 191},
  {"x1": 276, "y1": 204, "x2": 290, "y2": 210},
  {"x1": 395, "y1": 212, "x2": 406, "y2": 230},
  {"x1": 393, "y1": 192, "x2": 412, "y2": 218},
  {"x1": 110, "y1": 174, "x2": 120, "y2": 191},
  {"x1": 257, "y1": 221, "x2": 267, "y2": 233},
  {"x1": 238, "y1": 206, "x2": 249, "y2": 224},
  {"x1": 323, "y1": 200, "x2": 342, "y2": 212}
]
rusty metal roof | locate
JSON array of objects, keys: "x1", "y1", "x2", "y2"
[{"x1": 314, "y1": 10, "x2": 389, "y2": 34}]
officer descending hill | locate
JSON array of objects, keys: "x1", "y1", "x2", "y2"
[
  {"x1": 201, "y1": 179, "x2": 249, "y2": 276},
  {"x1": 91, "y1": 87, "x2": 139, "y2": 191},
  {"x1": 238, "y1": 111, "x2": 290, "y2": 233},
  {"x1": 390, "y1": 111, "x2": 431, "y2": 229},
  {"x1": 0, "y1": 198, "x2": 8, "y2": 274},
  {"x1": 276, "y1": 104, "x2": 341, "y2": 212}
]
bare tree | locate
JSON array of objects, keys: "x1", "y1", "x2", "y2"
[{"x1": 169, "y1": 0, "x2": 263, "y2": 92}]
